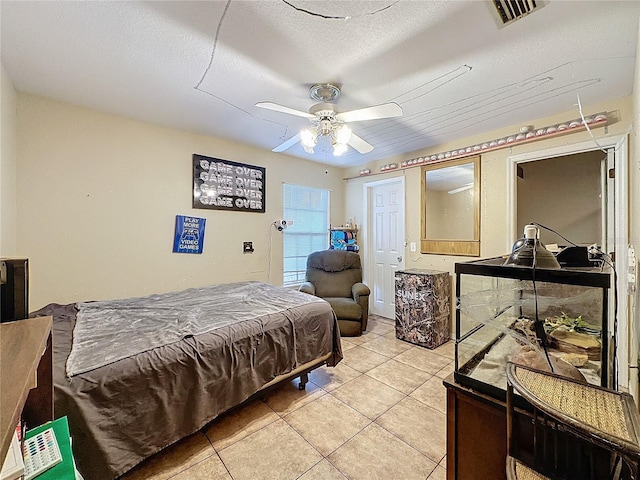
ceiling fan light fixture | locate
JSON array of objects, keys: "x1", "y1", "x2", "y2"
[
  {"x1": 334, "y1": 125, "x2": 352, "y2": 145},
  {"x1": 300, "y1": 128, "x2": 317, "y2": 148},
  {"x1": 302, "y1": 144, "x2": 315, "y2": 154},
  {"x1": 447, "y1": 182, "x2": 474, "y2": 195},
  {"x1": 333, "y1": 142, "x2": 348, "y2": 156},
  {"x1": 257, "y1": 84, "x2": 401, "y2": 155},
  {"x1": 309, "y1": 83, "x2": 340, "y2": 103}
]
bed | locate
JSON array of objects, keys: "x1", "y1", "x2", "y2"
[{"x1": 31, "y1": 281, "x2": 342, "y2": 480}]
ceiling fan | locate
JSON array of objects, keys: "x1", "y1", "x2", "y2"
[{"x1": 255, "y1": 83, "x2": 403, "y2": 156}]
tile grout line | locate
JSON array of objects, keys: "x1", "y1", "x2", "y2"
[
  {"x1": 291, "y1": 385, "x2": 443, "y2": 476},
  {"x1": 278, "y1": 393, "x2": 372, "y2": 479},
  {"x1": 292, "y1": 457, "x2": 327, "y2": 480},
  {"x1": 360, "y1": 370, "x2": 432, "y2": 398},
  {"x1": 163, "y1": 433, "x2": 228, "y2": 480},
  {"x1": 204, "y1": 400, "x2": 282, "y2": 453},
  {"x1": 345, "y1": 347, "x2": 446, "y2": 390},
  {"x1": 371, "y1": 418, "x2": 443, "y2": 470},
  {"x1": 308, "y1": 368, "x2": 364, "y2": 393}
]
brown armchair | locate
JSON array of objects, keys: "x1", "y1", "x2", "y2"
[{"x1": 299, "y1": 250, "x2": 370, "y2": 336}]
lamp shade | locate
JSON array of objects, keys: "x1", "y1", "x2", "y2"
[
  {"x1": 300, "y1": 128, "x2": 317, "y2": 148},
  {"x1": 504, "y1": 224, "x2": 561, "y2": 269},
  {"x1": 333, "y1": 143, "x2": 347, "y2": 156},
  {"x1": 335, "y1": 125, "x2": 352, "y2": 144}
]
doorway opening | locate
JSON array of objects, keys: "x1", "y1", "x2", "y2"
[
  {"x1": 516, "y1": 150, "x2": 605, "y2": 248},
  {"x1": 508, "y1": 135, "x2": 629, "y2": 392}
]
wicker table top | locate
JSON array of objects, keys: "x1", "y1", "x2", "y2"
[
  {"x1": 506, "y1": 362, "x2": 640, "y2": 453},
  {"x1": 506, "y1": 456, "x2": 550, "y2": 480}
]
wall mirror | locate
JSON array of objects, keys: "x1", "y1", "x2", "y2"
[{"x1": 421, "y1": 156, "x2": 480, "y2": 256}]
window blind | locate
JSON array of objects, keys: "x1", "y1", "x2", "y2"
[{"x1": 282, "y1": 184, "x2": 330, "y2": 286}]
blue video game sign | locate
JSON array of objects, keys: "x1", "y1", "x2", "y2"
[{"x1": 173, "y1": 215, "x2": 206, "y2": 254}]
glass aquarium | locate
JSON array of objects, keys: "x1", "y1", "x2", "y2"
[{"x1": 454, "y1": 256, "x2": 611, "y2": 400}]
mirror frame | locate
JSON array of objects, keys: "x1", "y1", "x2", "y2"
[{"x1": 420, "y1": 156, "x2": 481, "y2": 256}]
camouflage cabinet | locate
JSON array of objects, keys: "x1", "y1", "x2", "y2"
[{"x1": 394, "y1": 269, "x2": 451, "y2": 348}]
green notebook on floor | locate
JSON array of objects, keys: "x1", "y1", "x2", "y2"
[{"x1": 24, "y1": 416, "x2": 76, "y2": 480}]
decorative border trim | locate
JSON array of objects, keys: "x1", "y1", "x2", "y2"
[{"x1": 356, "y1": 112, "x2": 608, "y2": 177}]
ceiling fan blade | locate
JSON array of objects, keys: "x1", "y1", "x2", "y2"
[
  {"x1": 336, "y1": 102, "x2": 403, "y2": 123},
  {"x1": 348, "y1": 132, "x2": 374, "y2": 154},
  {"x1": 272, "y1": 132, "x2": 301, "y2": 153},
  {"x1": 255, "y1": 102, "x2": 315, "y2": 119}
]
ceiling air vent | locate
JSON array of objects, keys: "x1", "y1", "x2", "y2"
[{"x1": 492, "y1": 0, "x2": 541, "y2": 25}]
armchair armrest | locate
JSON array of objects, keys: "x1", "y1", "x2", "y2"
[
  {"x1": 299, "y1": 282, "x2": 316, "y2": 296},
  {"x1": 352, "y1": 282, "x2": 370, "y2": 299},
  {"x1": 352, "y1": 282, "x2": 371, "y2": 331}
]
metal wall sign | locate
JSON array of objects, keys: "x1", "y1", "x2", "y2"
[
  {"x1": 173, "y1": 215, "x2": 206, "y2": 254},
  {"x1": 193, "y1": 154, "x2": 265, "y2": 213}
]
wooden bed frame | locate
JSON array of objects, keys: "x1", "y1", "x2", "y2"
[{"x1": 259, "y1": 351, "x2": 332, "y2": 392}]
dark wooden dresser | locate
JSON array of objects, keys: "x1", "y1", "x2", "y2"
[
  {"x1": 444, "y1": 373, "x2": 507, "y2": 480},
  {"x1": 0, "y1": 316, "x2": 53, "y2": 464}
]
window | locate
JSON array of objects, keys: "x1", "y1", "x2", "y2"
[{"x1": 282, "y1": 184, "x2": 330, "y2": 286}]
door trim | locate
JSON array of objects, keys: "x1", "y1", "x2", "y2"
[{"x1": 506, "y1": 136, "x2": 626, "y2": 247}]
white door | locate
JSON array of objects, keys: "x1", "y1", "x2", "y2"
[{"x1": 367, "y1": 179, "x2": 405, "y2": 319}]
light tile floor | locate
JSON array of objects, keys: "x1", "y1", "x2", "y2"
[{"x1": 121, "y1": 315, "x2": 453, "y2": 480}]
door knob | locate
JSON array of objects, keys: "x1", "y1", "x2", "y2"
[{"x1": 397, "y1": 256, "x2": 403, "y2": 262}]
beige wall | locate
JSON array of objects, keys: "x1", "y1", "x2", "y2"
[
  {"x1": 1, "y1": 64, "x2": 18, "y2": 256},
  {"x1": 516, "y1": 150, "x2": 603, "y2": 246},
  {"x1": 345, "y1": 95, "x2": 634, "y2": 287},
  {"x1": 16, "y1": 94, "x2": 345, "y2": 309}
]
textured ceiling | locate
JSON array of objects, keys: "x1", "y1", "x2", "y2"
[{"x1": 1, "y1": 1, "x2": 639, "y2": 167}]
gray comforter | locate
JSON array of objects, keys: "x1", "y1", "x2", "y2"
[{"x1": 32, "y1": 282, "x2": 341, "y2": 480}]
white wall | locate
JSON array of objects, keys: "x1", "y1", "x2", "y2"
[
  {"x1": 16, "y1": 94, "x2": 345, "y2": 309},
  {"x1": 0, "y1": 63, "x2": 18, "y2": 256}
]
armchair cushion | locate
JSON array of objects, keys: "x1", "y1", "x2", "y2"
[
  {"x1": 306, "y1": 250, "x2": 363, "y2": 298},
  {"x1": 323, "y1": 297, "x2": 362, "y2": 320}
]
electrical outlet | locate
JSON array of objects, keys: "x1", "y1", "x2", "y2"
[
  {"x1": 410, "y1": 242, "x2": 417, "y2": 252},
  {"x1": 243, "y1": 241, "x2": 254, "y2": 254}
]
